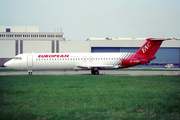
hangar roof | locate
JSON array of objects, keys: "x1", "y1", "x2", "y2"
[{"x1": 87, "y1": 37, "x2": 147, "y2": 41}]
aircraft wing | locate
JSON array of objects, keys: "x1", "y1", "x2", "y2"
[{"x1": 76, "y1": 64, "x2": 115, "y2": 69}]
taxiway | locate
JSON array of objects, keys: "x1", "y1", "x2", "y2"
[{"x1": 0, "y1": 70, "x2": 180, "y2": 76}]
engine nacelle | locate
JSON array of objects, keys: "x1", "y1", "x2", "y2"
[{"x1": 121, "y1": 58, "x2": 149, "y2": 65}]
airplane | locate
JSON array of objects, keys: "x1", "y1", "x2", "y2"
[{"x1": 4, "y1": 38, "x2": 176, "y2": 75}]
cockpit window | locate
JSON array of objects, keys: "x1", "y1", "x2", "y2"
[{"x1": 13, "y1": 57, "x2": 22, "y2": 60}]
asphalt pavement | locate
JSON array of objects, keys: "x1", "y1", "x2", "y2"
[{"x1": 0, "y1": 69, "x2": 180, "y2": 76}]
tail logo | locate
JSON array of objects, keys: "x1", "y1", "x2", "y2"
[{"x1": 142, "y1": 42, "x2": 151, "y2": 53}]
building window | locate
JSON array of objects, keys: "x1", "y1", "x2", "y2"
[
  {"x1": 15, "y1": 40, "x2": 18, "y2": 55},
  {"x1": 56, "y1": 35, "x2": 63, "y2": 37},
  {"x1": 52, "y1": 40, "x2": 54, "y2": 53},
  {"x1": 31, "y1": 35, "x2": 38, "y2": 37},
  {"x1": 23, "y1": 35, "x2": 30, "y2": 37},
  {"x1": 15, "y1": 34, "x2": 22, "y2": 37},
  {"x1": 47, "y1": 35, "x2": 54, "y2": 37},
  {"x1": 6, "y1": 34, "x2": 13, "y2": 37},
  {"x1": 0, "y1": 34, "x2": 5, "y2": 37},
  {"x1": 39, "y1": 35, "x2": 46, "y2": 37},
  {"x1": 6, "y1": 28, "x2": 10, "y2": 32},
  {"x1": 56, "y1": 41, "x2": 59, "y2": 53},
  {"x1": 20, "y1": 40, "x2": 23, "y2": 54}
]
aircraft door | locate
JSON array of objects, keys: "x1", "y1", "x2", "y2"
[{"x1": 27, "y1": 54, "x2": 33, "y2": 67}]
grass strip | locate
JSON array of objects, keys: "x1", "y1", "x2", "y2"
[{"x1": 0, "y1": 75, "x2": 180, "y2": 119}]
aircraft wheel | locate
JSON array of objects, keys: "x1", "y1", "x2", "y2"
[
  {"x1": 91, "y1": 70, "x2": 95, "y2": 75},
  {"x1": 94, "y1": 70, "x2": 99, "y2": 75},
  {"x1": 28, "y1": 72, "x2": 32, "y2": 75}
]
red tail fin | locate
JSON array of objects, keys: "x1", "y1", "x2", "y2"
[
  {"x1": 120, "y1": 38, "x2": 175, "y2": 68},
  {"x1": 136, "y1": 38, "x2": 174, "y2": 56}
]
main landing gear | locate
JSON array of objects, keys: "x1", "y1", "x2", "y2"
[
  {"x1": 91, "y1": 70, "x2": 99, "y2": 75},
  {"x1": 28, "y1": 72, "x2": 32, "y2": 75}
]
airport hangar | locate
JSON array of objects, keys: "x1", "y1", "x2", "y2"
[{"x1": 0, "y1": 26, "x2": 180, "y2": 68}]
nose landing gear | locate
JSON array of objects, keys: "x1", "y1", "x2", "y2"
[{"x1": 28, "y1": 70, "x2": 32, "y2": 75}]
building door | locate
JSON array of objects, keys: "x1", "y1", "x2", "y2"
[{"x1": 27, "y1": 54, "x2": 33, "y2": 67}]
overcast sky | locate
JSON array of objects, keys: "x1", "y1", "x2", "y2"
[{"x1": 0, "y1": 0, "x2": 180, "y2": 40}]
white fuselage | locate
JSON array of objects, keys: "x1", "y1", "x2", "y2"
[
  {"x1": 4, "y1": 38, "x2": 175, "y2": 75},
  {"x1": 5, "y1": 53, "x2": 132, "y2": 71}
]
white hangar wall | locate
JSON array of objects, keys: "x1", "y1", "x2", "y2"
[
  {"x1": 59, "y1": 41, "x2": 90, "y2": 53},
  {"x1": 0, "y1": 40, "x2": 15, "y2": 58},
  {"x1": 23, "y1": 41, "x2": 52, "y2": 53},
  {"x1": 89, "y1": 40, "x2": 145, "y2": 48},
  {"x1": 0, "y1": 40, "x2": 16, "y2": 65}
]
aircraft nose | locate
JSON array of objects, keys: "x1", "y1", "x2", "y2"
[{"x1": 4, "y1": 61, "x2": 10, "y2": 67}]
